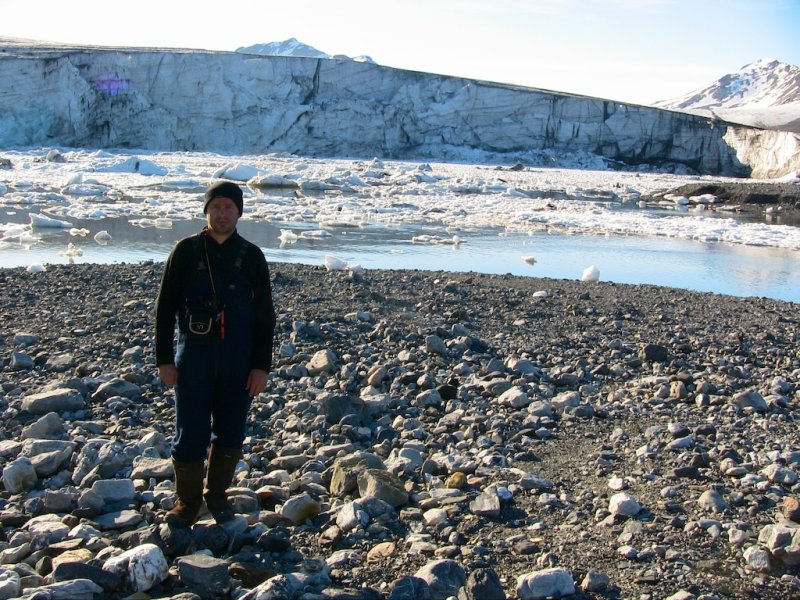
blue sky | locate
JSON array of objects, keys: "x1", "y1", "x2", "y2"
[{"x1": 3, "y1": 0, "x2": 798, "y2": 105}]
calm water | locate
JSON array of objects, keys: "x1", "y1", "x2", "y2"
[{"x1": 1, "y1": 209, "x2": 799, "y2": 302}]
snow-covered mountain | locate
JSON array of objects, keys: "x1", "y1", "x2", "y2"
[
  {"x1": 655, "y1": 59, "x2": 800, "y2": 132},
  {"x1": 236, "y1": 38, "x2": 328, "y2": 59},
  {"x1": 236, "y1": 37, "x2": 374, "y2": 63}
]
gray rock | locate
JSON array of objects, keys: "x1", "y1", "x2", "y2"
[
  {"x1": 640, "y1": 343, "x2": 669, "y2": 362},
  {"x1": 425, "y1": 335, "x2": 448, "y2": 357},
  {"x1": 307, "y1": 349, "x2": 338, "y2": 375},
  {"x1": 469, "y1": 490, "x2": 501, "y2": 518},
  {"x1": 21, "y1": 411, "x2": 64, "y2": 440},
  {"x1": 2, "y1": 457, "x2": 37, "y2": 494},
  {"x1": 13, "y1": 332, "x2": 38, "y2": 346},
  {"x1": 176, "y1": 554, "x2": 232, "y2": 598},
  {"x1": 697, "y1": 489, "x2": 729, "y2": 513},
  {"x1": 10, "y1": 351, "x2": 34, "y2": 371},
  {"x1": 16, "y1": 578, "x2": 104, "y2": 599},
  {"x1": 131, "y1": 456, "x2": 173, "y2": 479},
  {"x1": 281, "y1": 493, "x2": 321, "y2": 525},
  {"x1": 414, "y1": 559, "x2": 467, "y2": 600},
  {"x1": 45, "y1": 353, "x2": 76, "y2": 372},
  {"x1": 357, "y1": 469, "x2": 408, "y2": 507},
  {"x1": 90, "y1": 479, "x2": 136, "y2": 503},
  {"x1": 732, "y1": 390, "x2": 769, "y2": 412},
  {"x1": 92, "y1": 377, "x2": 141, "y2": 401},
  {"x1": 0, "y1": 568, "x2": 20, "y2": 599},
  {"x1": 20, "y1": 439, "x2": 75, "y2": 476},
  {"x1": 320, "y1": 393, "x2": 367, "y2": 425},
  {"x1": 388, "y1": 576, "x2": 432, "y2": 600},
  {"x1": 92, "y1": 509, "x2": 144, "y2": 531},
  {"x1": 43, "y1": 489, "x2": 77, "y2": 513},
  {"x1": 458, "y1": 567, "x2": 505, "y2": 600},
  {"x1": 330, "y1": 452, "x2": 386, "y2": 496},
  {"x1": 21, "y1": 388, "x2": 85, "y2": 414},
  {"x1": 51, "y1": 562, "x2": 121, "y2": 592},
  {"x1": 498, "y1": 386, "x2": 530, "y2": 408},
  {"x1": 581, "y1": 570, "x2": 610, "y2": 592}
]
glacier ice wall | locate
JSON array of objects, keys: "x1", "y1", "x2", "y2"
[{"x1": 0, "y1": 43, "x2": 797, "y2": 177}]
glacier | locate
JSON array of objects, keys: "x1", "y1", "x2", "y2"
[{"x1": 0, "y1": 39, "x2": 798, "y2": 179}]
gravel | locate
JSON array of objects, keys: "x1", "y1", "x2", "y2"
[{"x1": 0, "y1": 260, "x2": 799, "y2": 600}]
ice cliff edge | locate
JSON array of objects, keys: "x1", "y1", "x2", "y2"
[{"x1": 0, "y1": 41, "x2": 797, "y2": 178}]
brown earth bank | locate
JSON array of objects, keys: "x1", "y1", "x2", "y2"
[
  {"x1": 1, "y1": 262, "x2": 799, "y2": 600},
  {"x1": 641, "y1": 181, "x2": 800, "y2": 224}
]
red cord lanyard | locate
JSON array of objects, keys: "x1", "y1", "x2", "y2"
[{"x1": 219, "y1": 309, "x2": 225, "y2": 340}]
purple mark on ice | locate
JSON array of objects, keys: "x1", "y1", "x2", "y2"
[{"x1": 92, "y1": 74, "x2": 130, "y2": 96}]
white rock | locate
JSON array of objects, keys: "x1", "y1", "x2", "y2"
[
  {"x1": 743, "y1": 545, "x2": 772, "y2": 572},
  {"x1": 102, "y1": 543, "x2": 169, "y2": 592},
  {"x1": 516, "y1": 567, "x2": 575, "y2": 600},
  {"x1": 608, "y1": 492, "x2": 640, "y2": 517},
  {"x1": 498, "y1": 386, "x2": 531, "y2": 408}
]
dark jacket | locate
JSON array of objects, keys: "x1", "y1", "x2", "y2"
[{"x1": 155, "y1": 229, "x2": 276, "y2": 372}]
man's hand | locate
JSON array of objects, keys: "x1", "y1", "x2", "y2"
[
  {"x1": 158, "y1": 364, "x2": 178, "y2": 388},
  {"x1": 246, "y1": 369, "x2": 268, "y2": 397}
]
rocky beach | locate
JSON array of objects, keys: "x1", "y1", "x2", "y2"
[{"x1": 1, "y1": 260, "x2": 799, "y2": 600}]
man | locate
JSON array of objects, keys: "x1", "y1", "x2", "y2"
[{"x1": 155, "y1": 180, "x2": 276, "y2": 527}]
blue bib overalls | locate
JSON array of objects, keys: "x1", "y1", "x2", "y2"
[{"x1": 172, "y1": 244, "x2": 255, "y2": 462}]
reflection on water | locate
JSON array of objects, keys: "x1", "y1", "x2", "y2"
[{"x1": 1, "y1": 209, "x2": 798, "y2": 302}]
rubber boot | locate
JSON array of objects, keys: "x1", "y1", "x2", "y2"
[
  {"x1": 204, "y1": 443, "x2": 242, "y2": 524},
  {"x1": 165, "y1": 459, "x2": 205, "y2": 528}
]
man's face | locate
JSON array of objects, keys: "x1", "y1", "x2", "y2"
[{"x1": 205, "y1": 196, "x2": 240, "y2": 237}]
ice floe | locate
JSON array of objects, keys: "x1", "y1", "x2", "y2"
[{"x1": 0, "y1": 148, "x2": 798, "y2": 267}]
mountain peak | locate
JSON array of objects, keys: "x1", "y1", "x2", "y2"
[
  {"x1": 236, "y1": 38, "x2": 330, "y2": 59},
  {"x1": 656, "y1": 58, "x2": 800, "y2": 110}
]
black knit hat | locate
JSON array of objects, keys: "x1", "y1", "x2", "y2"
[{"x1": 204, "y1": 181, "x2": 244, "y2": 216}]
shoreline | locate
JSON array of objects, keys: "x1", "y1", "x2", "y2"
[{"x1": 1, "y1": 261, "x2": 800, "y2": 599}]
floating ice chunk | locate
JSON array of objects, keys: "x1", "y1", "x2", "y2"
[
  {"x1": 522, "y1": 255, "x2": 537, "y2": 265},
  {"x1": 0, "y1": 183, "x2": 6, "y2": 195},
  {"x1": 690, "y1": 194, "x2": 718, "y2": 205},
  {"x1": 46, "y1": 149, "x2": 64, "y2": 162},
  {"x1": 94, "y1": 230, "x2": 112, "y2": 245},
  {"x1": 300, "y1": 179, "x2": 342, "y2": 191},
  {"x1": 59, "y1": 243, "x2": 83, "y2": 257},
  {"x1": 61, "y1": 183, "x2": 108, "y2": 197},
  {"x1": 412, "y1": 234, "x2": 462, "y2": 245},
  {"x1": 300, "y1": 230, "x2": 332, "y2": 239},
  {"x1": 26, "y1": 264, "x2": 46, "y2": 273},
  {"x1": 248, "y1": 174, "x2": 298, "y2": 188},
  {"x1": 278, "y1": 229, "x2": 299, "y2": 246},
  {"x1": 30, "y1": 213, "x2": 72, "y2": 228},
  {"x1": 155, "y1": 218, "x2": 173, "y2": 229},
  {"x1": 664, "y1": 194, "x2": 690, "y2": 205},
  {"x1": 64, "y1": 173, "x2": 83, "y2": 186},
  {"x1": 581, "y1": 265, "x2": 600, "y2": 282},
  {"x1": 69, "y1": 228, "x2": 90, "y2": 237},
  {"x1": 91, "y1": 157, "x2": 167, "y2": 175},
  {"x1": 212, "y1": 163, "x2": 261, "y2": 181}
]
